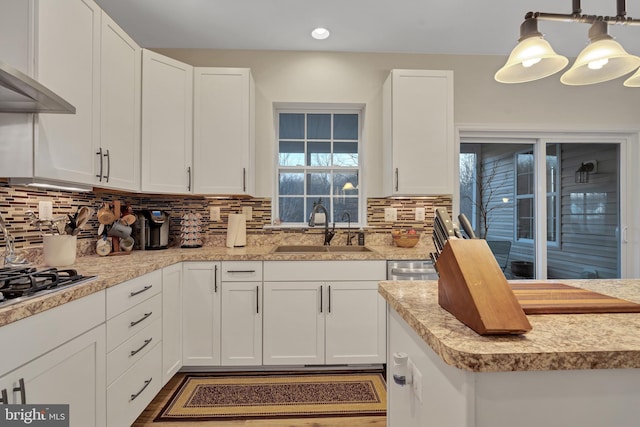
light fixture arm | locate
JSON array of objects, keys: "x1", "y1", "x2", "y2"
[{"x1": 526, "y1": 0, "x2": 640, "y2": 26}]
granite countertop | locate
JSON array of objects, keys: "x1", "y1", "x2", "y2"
[
  {"x1": 0, "y1": 244, "x2": 429, "y2": 327},
  {"x1": 379, "y1": 279, "x2": 640, "y2": 373}
]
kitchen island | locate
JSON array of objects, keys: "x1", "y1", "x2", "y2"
[{"x1": 380, "y1": 279, "x2": 640, "y2": 427}]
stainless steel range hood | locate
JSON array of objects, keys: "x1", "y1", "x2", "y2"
[{"x1": 0, "y1": 60, "x2": 76, "y2": 114}]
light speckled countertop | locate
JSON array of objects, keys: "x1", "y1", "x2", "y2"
[
  {"x1": 379, "y1": 279, "x2": 640, "y2": 373},
  {"x1": 0, "y1": 244, "x2": 428, "y2": 327}
]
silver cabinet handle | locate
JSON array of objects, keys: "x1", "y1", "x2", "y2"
[
  {"x1": 0, "y1": 388, "x2": 7, "y2": 404},
  {"x1": 187, "y1": 166, "x2": 192, "y2": 192},
  {"x1": 214, "y1": 264, "x2": 218, "y2": 293},
  {"x1": 242, "y1": 168, "x2": 246, "y2": 192},
  {"x1": 130, "y1": 312, "x2": 152, "y2": 328},
  {"x1": 130, "y1": 338, "x2": 153, "y2": 357},
  {"x1": 130, "y1": 378, "x2": 152, "y2": 402},
  {"x1": 320, "y1": 285, "x2": 323, "y2": 313},
  {"x1": 395, "y1": 167, "x2": 399, "y2": 192},
  {"x1": 104, "y1": 149, "x2": 110, "y2": 182},
  {"x1": 328, "y1": 285, "x2": 332, "y2": 313},
  {"x1": 256, "y1": 285, "x2": 259, "y2": 314},
  {"x1": 226, "y1": 270, "x2": 256, "y2": 273},
  {"x1": 96, "y1": 148, "x2": 103, "y2": 182},
  {"x1": 130, "y1": 285, "x2": 152, "y2": 297},
  {"x1": 13, "y1": 378, "x2": 26, "y2": 404}
]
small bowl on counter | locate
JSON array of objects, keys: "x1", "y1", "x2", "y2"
[{"x1": 391, "y1": 230, "x2": 420, "y2": 248}]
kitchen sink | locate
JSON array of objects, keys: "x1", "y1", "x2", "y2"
[{"x1": 271, "y1": 245, "x2": 373, "y2": 253}]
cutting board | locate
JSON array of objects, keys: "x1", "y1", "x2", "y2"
[{"x1": 511, "y1": 282, "x2": 640, "y2": 314}]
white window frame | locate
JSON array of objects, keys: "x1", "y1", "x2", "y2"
[{"x1": 273, "y1": 103, "x2": 364, "y2": 227}]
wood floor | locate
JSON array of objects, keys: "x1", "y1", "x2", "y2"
[{"x1": 132, "y1": 373, "x2": 388, "y2": 427}]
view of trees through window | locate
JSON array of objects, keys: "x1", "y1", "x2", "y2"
[{"x1": 276, "y1": 110, "x2": 361, "y2": 225}]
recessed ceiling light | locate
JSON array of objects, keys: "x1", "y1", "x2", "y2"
[{"x1": 311, "y1": 27, "x2": 330, "y2": 40}]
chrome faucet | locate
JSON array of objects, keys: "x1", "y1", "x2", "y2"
[
  {"x1": 341, "y1": 211, "x2": 354, "y2": 245},
  {"x1": 308, "y1": 199, "x2": 335, "y2": 246}
]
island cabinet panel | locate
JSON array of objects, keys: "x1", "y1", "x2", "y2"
[
  {"x1": 387, "y1": 308, "x2": 640, "y2": 427},
  {"x1": 382, "y1": 69, "x2": 454, "y2": 196},
  {"x1": 182, "y1": 262, "x2": 222, "y2": 366}
]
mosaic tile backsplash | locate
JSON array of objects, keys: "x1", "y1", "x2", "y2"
[{"x1": 0, "y1": 181, "x2": 451, "y2": 257}]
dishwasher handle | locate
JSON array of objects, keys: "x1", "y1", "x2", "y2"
[{"x1": 391, "y1": 267, "x2": 436, "y2": 275}]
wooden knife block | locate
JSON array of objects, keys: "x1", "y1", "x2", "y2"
[{"x1": 436, "y1": 239, "x2": 532, "y2": 335}]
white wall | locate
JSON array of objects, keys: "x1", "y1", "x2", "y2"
[{"x1": 154, "y1": 49, "x2": 640, "y2": 198}]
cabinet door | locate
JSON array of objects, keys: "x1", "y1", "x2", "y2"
[
  {"x1": 182, "y1": 262, "x2": 221, "y2": 366},
  {"x1": 162, "y1": 263, "x2": 183, "y2": 383},
  {"x1": 0, "y1": 325, "x2": 106, "y2": 427},
  {"x1": 99, "y1": 11, "x2": 141, "y2": 191},
  {"x1": 325, "y1": 281, "x2": 386, "y2": 364},
  {"x1": 221, "y1": 282, "x2": 262, "y2": 365},
  {"x1": 193, "y1": 68, "x2": 254, "y2": 195},
  {"x1": 34, "y1": 0, "x2": 101, "y2": 184},
  {"x1": 141, "y1": 49, "x2": 193, "y2": 194},
  {"x1": 263, "y1": 282, "x2": 324, "y2": 365},
  {"x1": 383, "y1": 69, "x2": 454, "y2": 196}
]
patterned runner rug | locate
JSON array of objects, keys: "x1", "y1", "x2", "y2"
[{"x1": 154, "y1": 371, "x2": 387, "y2": 421}]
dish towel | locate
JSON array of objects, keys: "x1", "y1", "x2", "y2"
[{"x1": 226, "y1": 214, "x2": 247, "y2": 248}]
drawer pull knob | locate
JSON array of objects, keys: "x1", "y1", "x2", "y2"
[
  {"x1": 130, "y1": 285, "x2": 152, "y2": 297},
  {"x1": 130, "y1": 338, "x2": 153, "y2": 357},
  {"x1": 130, "y1": 312, "x2": 153, "y2": 327},
  {"x1": 130, "y1": 378, "x2": 152, "y2": 402}
]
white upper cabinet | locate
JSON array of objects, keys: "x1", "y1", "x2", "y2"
[
  {"x1": 193, "y1": 68, "x2": 255, "y2": 195},
  {"x1": 141, "y1": 49, "x2": 193, "y2": 194},
  {"x1": 382, "y1": 69, "x2": 454, "y2": 196},
  {"x1": 34, "y1": 0, "x2": 101, "y2": 185},
  {"x1": 98, "y1": 11, "x2": 141, "y2": 191}
]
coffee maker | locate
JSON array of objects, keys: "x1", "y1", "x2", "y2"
[{"x1": 133, "y1": 210, "x2": 170, "y2": 250}]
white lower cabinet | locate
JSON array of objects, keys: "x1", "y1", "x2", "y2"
[
  {"x1": 263, "y1": 261, "x2": 387, "y2": 366},
  {"x1": 162, "y1": 263, "x2": 183, "y2": 384},
  {"x1": 105, "y1": 270, "x2": 162, "y2": 427},
  {"x1": 182, "y1": 262, "x2": 221, "y2": 366},
  {"x1": 0, "y1": 291, "x2": 106, "y2": 427},
  {"x1": 220, "y1": 261, "x2": 263, "y2": 366}
]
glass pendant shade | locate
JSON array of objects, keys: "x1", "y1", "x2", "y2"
[
  {"x1": 561, "y1": 22, "x2": 640, "y2": 85},
  {"x1": 623, "y1": 67, "x2": 640, "y2": 87},
  {"x1": 495, "y1": 37, "x2": 569, "y2": 83}
]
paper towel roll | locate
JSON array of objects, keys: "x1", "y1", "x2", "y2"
[{"x1": 226, "y1": 214, "x2": 247, "y2": 248}]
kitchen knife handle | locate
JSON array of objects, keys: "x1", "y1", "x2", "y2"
[
  {"x1": 458, "y1": 213, "x2": 477, "y2": 239},
  {"x1": 104, "y1": 149, "x2": 110, "y2": 182},
  {"x1": 13, "y1": 378, "x2": 26, "y2": 404},
  {"x1": 95, "y1": 147, "x2": 103, "y2": 182}
]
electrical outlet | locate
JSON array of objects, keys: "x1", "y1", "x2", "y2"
[
  {"x1": 415, "y1": 207, "x2": 426, "y2": 221},
  {"x1": 39, "y1": 201, "x2": 53, "y2": 220},
  {"x1": 242, "y1": 206, "x2": 253, "y2": 221},
  {"x1": 385, "y1": 207, "x2": 397, "y2": 222},
  {"x1": 210, "y1": 206, "x2": 220, "y2": 222},
  {"x1": 411, "y1": 362, "x2": 423, "y2": 402}
]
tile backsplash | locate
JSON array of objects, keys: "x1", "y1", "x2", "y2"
[{"x1": 0, "y1": 181, "x2": 451, "y2": 256}]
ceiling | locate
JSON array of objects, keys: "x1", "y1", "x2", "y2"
[{"x1": 94, "y1": 0, "x2": 640, "y2": 57}]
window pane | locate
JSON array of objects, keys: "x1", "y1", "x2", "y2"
[
  {"x1": 333, "y1": 171, "x2": 359, "y2": 196},
  {"x1": 333, "y1": 114, "x2": 358, "y2": 139},
  {"x1": 307, "y1": 114, "x2": 331, "y2": 139},
  {"x1": 547, "y1": 195, "x2": 557, "y2": 241},
  {"x1": 333, "y1": 197, "x2": 359, "y2": 223},
  {"x1": 307, "y1": 141, "x2": 331, "y2": 166},
  {"x1": 278, "y1": 172, "x2": 304, "y2": 195},
  {"x1": 279, "y1": 197, "x2": 304, "y2": 223},
  {"x1": 546, "y1": 144, "x2": 558, "y2": 193},
  {"x1": 459, "y1": 151, "x2": 477, "y2": 231},
  {"x1": 517, "y1": 198, "x2": 534, "y2": 239},
  {"x1": 333, "y1": 141, "x2": 358, "y2": 166},
  {"x1": 306, "y1": 197, "x2": 331, "y2": 223},
  {"x1": 279, "y1": 113, "x2": 304, "y2": 139},
  {"x1": 279, "y1": 141, "x2": 304, "y2": 166},
  {"x1": 307, "y1": 172, "x2": 330, "y2": 195},
  {"x1": 517, "y1": 152, "x2": 534, "y2": 195}
]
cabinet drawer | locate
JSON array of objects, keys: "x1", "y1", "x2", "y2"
[
  {"x1": 106, "y1": 293, "x2": 162, "y2": 352},
  {"x1": 107, "y1": 343, "x2": 161, "y2": 427},
  {"x1": 107, "y1": 318, "x2": 161, "y2": 385},
  {"x1": 222, "y1": 261, "x2": 262, "y2": 281},
  {"x1": 106, "y1": 270, "x2": 162, "y2": 320}
]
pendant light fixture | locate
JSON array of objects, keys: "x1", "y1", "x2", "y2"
[
  {"x1": 496, "y1": 0, "x2": 640, "y2": 86},
  {"x1": 495, "y1": 15, "x2": 569, "y2": 83}
]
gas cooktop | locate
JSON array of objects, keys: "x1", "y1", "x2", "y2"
[{"x1": 0, "y1": 266, "x2": 96, "y2": 309}]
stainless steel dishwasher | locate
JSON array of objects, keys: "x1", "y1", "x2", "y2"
[{"x1": 387, "y1": 260, "x2": 438, "y2": 280}]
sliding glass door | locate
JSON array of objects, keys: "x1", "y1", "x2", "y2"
[{"x1": 460, "y1": 137, "x2": 621, "y2": 279}]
